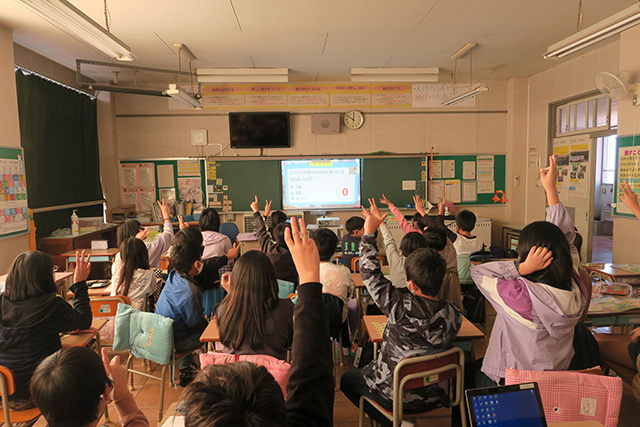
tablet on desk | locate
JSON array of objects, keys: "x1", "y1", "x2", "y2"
[
  {"x1": 88, "y1": 280, "x2": 110, "y2": 289},
  {"x1": 466, "y1": 382, "x2": 547, "y2": 427}
]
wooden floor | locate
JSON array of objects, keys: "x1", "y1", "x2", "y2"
[{"x1": 34, "y1": 331, "x2": 640, "y2": 426}]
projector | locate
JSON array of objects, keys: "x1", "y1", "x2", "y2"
[{"x1": 317, "y1": 217, "x2": 341, "y2": 227}]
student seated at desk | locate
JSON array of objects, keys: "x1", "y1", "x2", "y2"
[
  {"x1": 341, "y1": 215, "x2": 365, "y2": 272},
  {"x1": 182, "y1": 218, "x2": 333, "y2": 427},
  {"x1": 31, "y1": 347, "x2": 148, "y2": 427},
  {"x1": 340, "y1": 206, "x2": 462, "y2": 426},
  {"x1": 250, "y1": 196, "x2": 298, "y2": 285},
  {"x1": 470, "y1": 155, "x2": 588, "y2": 387},
  {"x1": 216, "y1": 250, "x2": 294, "y2": 361},
  {"x1": 111, "y1": 237, "x2": 155, "y2": 311},
  {"x1": 422, "y1": 227, "x2": 463, "y2": 310},
  {"x1": 379, "y1": 193, "x2": 425, "y2": 234},
  {"x1": 112, "y1": 200, "x2": 187, "y2": 275},
  {"x1": 0, "y1": 250, "x2": 92, "y2": 410},
  {"x1": 199, "y1": 207, "x2": 236, "y2": 277}
]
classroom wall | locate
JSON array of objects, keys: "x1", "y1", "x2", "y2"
[
  {"x1": 613, "y1": 25, "x2": 640, "y2": 263},
  {"x1": 109, "y1": 81, "x2": 514, "y2": 245},
  {"x1": 97, "y1": 92, "x2": 120, "y2": 212},
  {"x1": 0, "y1": 24, "x2": 29, "y2": 272},
  {"x1": 525, "y1": 40, "x2": 620, "y2": 225}
]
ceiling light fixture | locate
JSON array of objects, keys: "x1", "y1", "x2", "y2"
[
  {"x1": 545, "y1": 3, "x2": 640, "y2": 59},
  {"x1": 164, "y1": 84, "x2": 202, "y2": 109},
  {"x1": 197, "y1": 68, "x2": 289, "y2": 83},
  {"x1": 441, "y1": 84, "x2": 489, "y2": 106},
  {"x1": 350, "y1": 67, "x2": 439, "y2": 82},
  {"x1": 16, "y1": 0, "x2": 135, "y2": 61}
]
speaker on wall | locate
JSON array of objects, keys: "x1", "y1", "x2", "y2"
[{"x1": 311, "y1": 114, "x2": 340, "y2": 134}]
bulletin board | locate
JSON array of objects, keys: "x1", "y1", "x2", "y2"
[
  {"x1": 205, "y1": 159, "x2": 281, "y2": 212},
  {"x1": 427, "y1": 154, "x2": 507, "y2": 205},
  {"x1": 0, "y1": 146, "x2": 29, "y2": 239},
  {"x1": 361, "y1": 157, "x2": 426, "y2": 207},
  {"x1": 614, "y1": 135, "x2": 640, "y2": 217},
  {"x1": 119, "y1": 159, "x2": 206, "y2": 212}
]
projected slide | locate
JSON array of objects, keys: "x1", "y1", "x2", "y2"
[{"x1": 282, "y1": 159, "x2": 361, "y2": 209}]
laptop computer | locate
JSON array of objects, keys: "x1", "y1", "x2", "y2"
[{"x1": 466, "y1": 382, "x2": 547, "y2": 427}]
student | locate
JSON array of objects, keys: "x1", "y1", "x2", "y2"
[
  {"x1": 264, "y1": 199, "x2": 289, "y2": 228},
  {"x1": 111, "y1": 200, "x2": 187, "y2": 276},
  {"x1": 216, "y1": 250, "x2": 294, "y2": 361},
  {"x1": 111, "y1": 237, "x2": 155, "y2": 311},
  {"x1": 340, "y1": 207, "x2": 462, "y2": 426},
  {"x1": 422, "y1": 227, "x2": 463, "y2": 310},
  {"x1": 155, "y1": 227, "x2": 238, "y2": 386},
  {"x1": 199, "y1": 207, "x2": 232, "y2": 259},
  {"x1": 31, "y1": 347, "x2": 149, "y2": 427},
  {"x1": 0, "y1": 250, "x2": 92, "y2": 409},
  {"x1": 311, "y1": 228, "x2": 355, "y2": 339},
  {"x1": 379, "y1": 194, "x2": 424, "y2": 233},
  {"x1": 181, "y1": 218, "x2": 334, "y2": 427},
  {"x1": 470, "y1": 155, "x2": 587, "y2": 386},
  {"x1": 372, "y1": 198, "x2": 427, "y2": 288},
  {"x1": 250, "y1": 196, "x2": 298, "y2": 285},
  {"x1": 341, "y1": 215, "x2": 365, "y2": 272}
]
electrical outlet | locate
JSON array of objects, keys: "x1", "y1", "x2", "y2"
[
  {"x1": 191, "y1": 129, "x2": 208, "y2": 145},
  {"x1": 514, "y1": 176, "x2": 520, "y2": 187}
]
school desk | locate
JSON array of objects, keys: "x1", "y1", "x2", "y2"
[
  {"x1": 39, "y1": 224, "x2": 117, "y2": 269},
  {"x1": 200, "y1": 316, "x2": 220, "y2": 352},
  {"x1": 66, "y1": 281, "x2": 113, "y2": 298},
  {"x1": 60, "y1": 318, "x2": 107, "y2": 354},
  {"x1": 586, "y1": 296, "x2": 640, "y2": 333},
  {"x1": 362, "y1": 314, "x2": 484, "y2": 356},
  {"x1": 584, "y1": 263, "x2": 640, "y2": 284},
  {"x1": 61, "y1": 248, "x2": 119, "y2": 279}
]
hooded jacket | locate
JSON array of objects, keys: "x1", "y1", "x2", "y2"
[
  {"x1": 0, "y1": 281, "x2": 92, "y2": 401},
  {"x1": 471, "y1": 202, "x2": 587, "y2": 384},
  {"x1": 359, "y1": 234, "x2": 462, "y2": 410},
  {"x1": 201, "y1": 230, "x2": 232, "y2": 259}
]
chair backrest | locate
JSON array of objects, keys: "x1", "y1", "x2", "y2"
[
  {"x1": 0, "y1": 366, "x2": 15, "y2": 396},
  {"x1": 90, "y1": 296, "x2": 131, "y2": 318},
  {"x1": 505, "y1": 368, "x2": 623, "y2": 427},
  {"x1": 113, "y1": 303, "x2": 174, "y2": 365},
  {"x1": 219, "y1": 222, "x2": 240, "y2": 242},
  {"x1": 277, "y1": 279, "x2": 295, "y2": 299},
  {"x1": 392, "y1": 347, "x2": 465, "y2": 425},
  {"x1": 456, "y1": 254, "x2": 473, "y2": 285},
  {"x1": 351, "y1": 257, "x2": 360, "y2": 273}
]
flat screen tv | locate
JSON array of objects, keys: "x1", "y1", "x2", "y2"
[
  {"x1": 229, "y1": 112, "x2": 290, "y2": 148},
  {"x1": 281, "y1": 158, "x2": 361, "y2": 210}
]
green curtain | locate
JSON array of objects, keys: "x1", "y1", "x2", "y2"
[{"x1": 15, "y1": 70, "x2": 103, "y2": 239}]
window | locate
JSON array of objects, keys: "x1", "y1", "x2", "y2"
[
  {"x1": 601, "y1": 135, "x2": 617, "y2": 184},
  {"x1": 554, "y1": 94, "x2": 616, "y2": 137}
]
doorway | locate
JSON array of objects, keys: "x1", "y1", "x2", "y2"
[{"x1": 591, "y1": 135, "x2": 616, "y2": 263}]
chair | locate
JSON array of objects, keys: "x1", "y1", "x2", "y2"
[
  {"x1": 456, "y1": 253, "x2": 473, "y2": 285},
  {"x1": 219, "y1": 222, "x2": 240, "y2": 243},
  {"x1": 352, "y1": 256, "x2": 386, "y2": 273},
  {"x1": 359, "y1": 347, "x2": 466, "y2": 427},
  {"x1": 113, "y1": 303, "x2": 203, "y2": 422},
  {"x1": 0, "y1": 366, "x2": 41, "y2": 427},
  {"x1": 505, "y1": 368, "x2": 623, "y2": 427}
]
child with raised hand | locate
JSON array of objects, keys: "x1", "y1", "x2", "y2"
[
  {"x1": 370, "y1": 198, "x2": 426, "y2": 288},
  {"x1": 340, "y1": 203, "x2": 462, "y2": 426},
  {"x1": 379, "y1": 193, "x2": 425, "y2": 234},
  {"x1": 620, "y1": 180, "x2": 640, "y2": 220},
  {"x1": 250, "y1": 195, "x2": 298, "y2": 285},
  {"x1": 0, "y1": 250, "x2": 93, "y2": 409},
  {"x1": 111, "y1": 237, "x2": 155, "y2": 311},
  {"x1": 181, "y1": 217, "x2": 334, "y2": 426},
  {"x1": 112, "y1": 199, "x2": 188, "y2": 277},
  {"x1": 470, "y1": 155, "x2": 588, "y2": 386}
]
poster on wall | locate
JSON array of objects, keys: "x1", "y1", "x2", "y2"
[
  {"x1": 0, "y1": 149, "x2": 29, "y2": 238},
  {"x1": 616, "y1": 145, "x2": 640, "y2": 215}
]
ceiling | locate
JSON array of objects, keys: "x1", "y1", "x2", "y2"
[{"x1": 0, "y1": 0, "x2": 637, "y2": 87}]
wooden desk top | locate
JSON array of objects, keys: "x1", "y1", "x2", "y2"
[
  {"x1": 0, "y1": 271, "x2": 73, "y2": 285},
  {"x1": 363, "y1": 314, "x2": 484, "y2": 343},
  {"x1": 60, "y1": 318, "x2": 107, "y2": 348},
  {"x1": 584, "y1": 263, "x2": 640, "y2": 278},
  {"x1": 41, "y1": 224, "x2": 117, "y2": 241},
  {"x1": 61, "y1": 248, "x2": 119, "y2": 257},
  {"x1": 200, "y1": 317, "x2": 219, "y2": 343}
]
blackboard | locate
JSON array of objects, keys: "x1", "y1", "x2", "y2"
[
  {"x1": 206, "y1": 159, "x2": 282, "y2": 212},
  {"x1": 429, "y1": 154, "x2": 507, "y2": 205},
  {"x1": 0, "y1": 146, "x2": 29, "y2": 239},
  {"x1": 361, "y1": 157, "x2": 425, "y2": 207}
]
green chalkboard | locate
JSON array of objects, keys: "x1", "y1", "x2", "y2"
[
  {"x1": 614, "y1": 135, "x2": 639, "y2": 218},
  {"x1": 430, "y1": 154, "x2": 507, "y2": 205},
  {"x1": 361, "y1": 157, "x2": 426, "y2": 207},
  {"x1": 206, "y1": 159, "x2": 281, "y2": 212}
]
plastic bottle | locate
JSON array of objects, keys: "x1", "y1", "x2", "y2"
[{"x1": 71, "y1": 210, "x2": 79, "y2": 236}]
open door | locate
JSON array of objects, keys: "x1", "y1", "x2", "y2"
[{"x1": 552, "y1": 135, "x2": 596, "y2": 262}]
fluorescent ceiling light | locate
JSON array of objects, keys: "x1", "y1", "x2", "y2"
[
  {"x1": 197, "y1": 68, "x2": 288, "y2": 83},
  {"x1": 350, "y1": 67, "x2": 439, "y2": 82},
  {"x1": 164, "y1": 84, "x2": 202, "y2": 109},
  {"x1": 441, "y1": 84, "x2": 489, "y2": 106},
  {"x1": 545, "y1": 3, "x2": 640, "y2": 59},
  {"x1": 16, "y1": 0, "x2": 135, "y2": 61}
]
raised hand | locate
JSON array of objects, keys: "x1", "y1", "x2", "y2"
[
  {"x1": 226, "y1": 242, "x2": 241, "y2": 259},
  {"x1": 178, "y1": 215, "x2": 189, "y2": 229},
  {"x1": 362, "y1": 206, "x2": 388, "y2": 235},
  {"x1": 413, "y1": 195, "x2": 426, "y2": 216},
  {"x1": 220, "y1": 273, "x2": 232, "y2": 293},
  {"x1": 73, "y1": 250, "x2": 92, "y2": 283},
  {"x1": 135, "y1": 226, "x2": 151, "y2": 240},
  {"x1": 264, "y1": 200, "x2": 272, "y2": 218},
  {"x1": 368, "y1": 198, "x2": 383, "y2": 220},
  {"x1": 518, "y1": 246, "x2": 553, "y2": 276},
  {"x1": 540, "y1": 155, "x2": 560, "y2": 205},
  {"x1": 620, "y1": 180, "x2": 640, "y2": 215},
  {"x1": 250, "y1": 195, "x2": 260, "y2": 213},
  {"x1": 379, "y1": 194, "x2": 392, "y2": 206},
  {"x1": 101, "y1": 348, "x2": 129, "y2": 402},
  {"x1": 158, "y1": 199, "x2": 171, "y2": 221},
  {"x1": 284, "y1": 217, "x2": 319, "y2": 284}
]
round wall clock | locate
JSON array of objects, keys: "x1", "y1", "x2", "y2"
[{"x1": 343, "y1": 110, "x2": 364, "y2": 130}]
